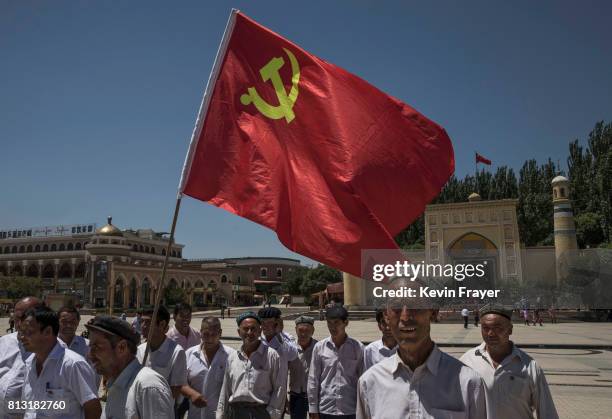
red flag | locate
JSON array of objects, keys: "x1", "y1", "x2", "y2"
[
  {"x1": 475, "y1": 152, "x2": 492, "y2": 165},
  {"x1": 180, "y1": 10, "x2": 454, "y2": 277}
]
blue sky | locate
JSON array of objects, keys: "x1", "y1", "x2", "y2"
[{"x1": 1, "y1": 1, "x2": 611, "y2": 264}]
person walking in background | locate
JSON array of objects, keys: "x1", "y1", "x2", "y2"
[
  {"x1": 532, "y1": 309, "x2": 543, "y2": 327},
  {"x1": 461, "y1": 307, "x2": 469, "y2": 329},
  {"x1": 474, "y1": 308, "x2": 480, "y2": 327},
  {"x1": 132, "y1": 310, "x2": 143, "y2": 335},
  {"x1": 548, "y1": 306, "x2": 557, "y2": 324},
  {"x1": 461, "y1": 304, "x2": 558, "y2": 418},
  {"x1": 523, "y1": 309, "x2": 530, "y2": 326}
]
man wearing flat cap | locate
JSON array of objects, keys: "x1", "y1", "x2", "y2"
[
  {"x1": 460, "y1": 303, "x2": 559, "y2": 419},
  {"x1": 86, "y1": 315, "x2": 174, "y2": 419},
  {"x1": 288, "y1": 316, "x2": 317, "y2": 419},
  {"x1": 216, "y1": 311, "x2": 286, "y2": 419}
]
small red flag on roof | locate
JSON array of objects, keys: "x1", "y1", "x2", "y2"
[{"x1": 475, "y1": 152, "x2": 492, "y2": 165}]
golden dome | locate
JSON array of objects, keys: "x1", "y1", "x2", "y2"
[
  {"x1": 96, "y1": 216, "x2": 123, "y2": 237},
  {"x1": 468, "y1": 192, "x2": 482, "y2": 202}
]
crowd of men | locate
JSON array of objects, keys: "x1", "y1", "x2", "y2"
[{"x1": 0, "y1": 291, "x2": 559, "y2": 419}]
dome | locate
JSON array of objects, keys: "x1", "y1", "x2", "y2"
[
  {"x1": 551, "y1": 175, "x2": 569, "y2": 185},
  {"x1": 96, "y1": 216, "x2": 123, "y2": 237},
  {"x1": 468, "y1": 192, "x2": 482, "y2": 202}
]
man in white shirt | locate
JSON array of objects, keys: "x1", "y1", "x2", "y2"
[
  {"x1": 185, "y1": 316, "x2": 235, "y2": 419},
  {"x1": 308, "y1": 305, "x2": 364, "y2": 419},
  {"x1": 288, "y1": 316, "x2": 317, "y2": 419},
  {"x1": 460, "y1": 304, "x2": 559, "y2": 419},
  {"x1": 461, "y1": 307, "x2": 469, "y2": 329},
  {"x1": 86, "y1": 315, "x2": 174, "y2": 419},
  {"x1": 0, "y1": 296, "x2": 42, "y2": 419},
  {"x1": 57, "y1": 306, "x2": 90, "y2": 358},
  {"x1": 217, "y1": 311, "x2": 286, "y2": 419},
  {"x1": 18, "y1": 306, "x2": 101, "y2": 419},
  {"x1": 356, "y1": 279, "x2": 487, "y2": 419},
  {"x1": 137, "y1": 306, "x2": 188, "y2": 400},
  {"x1": 363, "y1": 308, "x2": 397, "y2": 371},
  {"x1": 167, "y1": 303, "x2": 201, "y2": 350}
]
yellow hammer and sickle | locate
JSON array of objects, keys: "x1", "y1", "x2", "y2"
[{"x1": 240, "y1": 48, "x2": 300, "y2": 123}]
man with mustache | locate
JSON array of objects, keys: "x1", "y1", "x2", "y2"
[
  {"x1": 460, "y1": 304, "x2": 558, "y2": 419},
  {"x1": 217, "y1": 311, "x2": 286, "y2": 419},
  {"x1": 363, "y1": 308, "x2": 397, "y2": 371},
  {"x1": 356, "y1": 279, "x2": 487, "y2": 419},
  {"x1": 86, "y1": 315, "x2": 173, "y2": 418},
  {"x1": 0, "y1": 296, "x2": 42, "y2": 419}
]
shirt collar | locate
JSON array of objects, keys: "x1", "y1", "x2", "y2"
[
  {"x1": 298, "y1": 338, "x2": 316, "y2": 353},
  {"x1": 477, "y1": 341, "x2": 523, "y2": 366},
  {"x1": 109, "y1": 358, "x2": 142, "y2": 390},
  {"x1": 391, "y1": 344, "x2": 441, "y2": 376},
  {"x1": 47, "y1": 341, "x2": 65, "y2": 360},
  {"x1": 239, "y1": 340, "x2": 266, "y2": 358}
]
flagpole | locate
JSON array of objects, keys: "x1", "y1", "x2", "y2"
[
  {"x1": 142, "y1": 194, "x2": 182, "y2": 366},
  {"x1": 143, "y1": 9, "x2": 239, "y2": 365}
]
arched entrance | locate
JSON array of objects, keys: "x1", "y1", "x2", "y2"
[
  {"x1": 114, "y1": 278, "x2": 125, "y2": 308},
  {"x1": 447, "y1": 233, "x2": 499, "y2": 289},
  {"x1": 129, "y1": 278, "x2": 137, "y2": 308},
  {"x1": 142, "y1": 278, "x2": 151, "y2": 307}
]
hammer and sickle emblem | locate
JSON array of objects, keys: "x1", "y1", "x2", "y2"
[{"x1": 240, "y1": 48, "x2": 300, "y2": 123}]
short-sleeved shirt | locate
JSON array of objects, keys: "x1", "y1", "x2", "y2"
[
  {"x1": 308, "y1": 335, "x2": 364, "y2": 415},
  {"x1": 106, "y1": 358, "x2": 174, "y2": 419},
  {"x1": 357, "y1": 346, "x2": 487, "y2": 419},
  {"x1": 461, "y1": 309, "x2": 469, "y2": 317},
  {"x1": 166, "y1": 326, "x2": 201, "y2": 351},
  {"x1": 137, "y1": 338, "x2": 187, "y2": 387},
  {"x1": 57, "y1": 335, "x2": 90, "y2": 359},
  {"x1": 0, "y1": 332, "x2": 30, "y2": 414},
  {"x1": 363, "y1": 339, "x2": 397, "y2": 371},
  {"x1": 21, "y1": 343, "x2": 98, "y2": 419},
  {"x1": 460, "y1": 342, "x2": 559, "y2": 419},
  {"x1": 185, "y1": 344, "x2": 235, "y2": 419}
]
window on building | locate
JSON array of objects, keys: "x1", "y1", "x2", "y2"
[
  {"x1": 260, "y1": 268, "x2": 268, "y2": 278},
  {"x1": 51, "y1": 244, "x2": 57, "y2": 252},
  {"x1": 560, "y1": 188, "x2": 566, "y2": 198},
  {"x1": 554, "y1": 189, "x2": 558, "y2": 198},
  {"x1": 221, "y1": 275, "x2": 227, "y2": 283},
  {"x1": 276, "y1": 268, "x2": 282, "y2": 278}
]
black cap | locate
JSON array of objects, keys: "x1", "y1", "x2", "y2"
[
  {"x1": 258, "y1": 307, "x2": 282, "y2": 319},
  {"x1": 236, "y1": 311, "x2": 261, "y2": 326},
  {"x1": 479, "y1": 303, "x2": 513, "y2": 320},
  {"x1": 85, "y1": 315, "x2": 141, "y2": 346}
]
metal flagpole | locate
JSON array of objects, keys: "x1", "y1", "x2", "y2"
[
  {"x1": 142, "y1": 196, "x2": 182, "y2": 366},
  {"x1": 142, "y1": 8, "x2": 238, "y2": 366}
]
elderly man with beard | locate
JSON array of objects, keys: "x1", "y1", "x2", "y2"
[
  {"x1": 185, "y1": 316, "x2": 235, "y2": 419},
  {"x1": 460, "y1": 304, "x2": 558, "y2": 419},
  {"x1": 217, "y1": 311, "x2": 286, "y2": 419},
  {"x1": 0, "y1": 296, "x2": 42, "y2": 419},
  {"x1": 356, "y1": 278, "x2": 487, "y2": 419},
  {"x1": 363, "y1": 307, "x2": 397, "y2": 371},
  {"x1": 86, "y1": 315, "x2": 174, "y2": 418},
  {"x1": 18, "y1": 306, "x2": 101, "y2": 419}
]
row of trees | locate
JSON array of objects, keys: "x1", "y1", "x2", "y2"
[{"x1": 397, "y1": 121, "x2": 611, "y2": 249}]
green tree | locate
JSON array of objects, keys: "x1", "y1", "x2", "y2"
[
  {"x1": 282, "y1": 266, "x2": 309, "y2": 295},
  {"x1": 0, "y1": 276, "x2": 42, "y2": 299},
  {"x1": 299, "y1": 265, "x2": 341, "y2": 299},
  {"x1": 164, "y1": 287, "x2": 186, "y2": 306},
  {"x1": 575, "y1": 212, "x2": 605, "y2": 248}
]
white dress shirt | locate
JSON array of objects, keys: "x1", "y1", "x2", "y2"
[
  {"x1": 57, "y1": 335, "x2": 89, "y2": 359},
  {"x1": 363, "y1": 339, "x2": 397, "y2": 371},
  {"x1": 137, "y1": 337, "x2": 187, "y2": 387},
  {"x1": 216, "y1": 341, "x2": 286, "y2": 419},
  {"x1": 21, "y1": 342, "x2": 98, "y2": 419},
  {"x1": 167, "y1": 326, "x2": 201, "y2": 351},
  {"x1": 0, "y1": 332, "x2": 30, "y2": 418},
  {"x1": 357, "y1": 345, "x2": 487, "y2": 419},
  {"x1": 185, "y1": 344, "x2": 235, "y2": 419},
  {"x1": 307, "y1": 335, "x2": 364, "y2": 415},
  {"x1": 460, "y1": 342, "x2": 559, "y2": 419},
  {"x1": 106, "y1": 358, "x2": 174, "y2": 419}
]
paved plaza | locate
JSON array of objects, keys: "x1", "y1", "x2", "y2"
[{"x1": 2, "y1": 311, "x2": 611, "y2": 418}]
